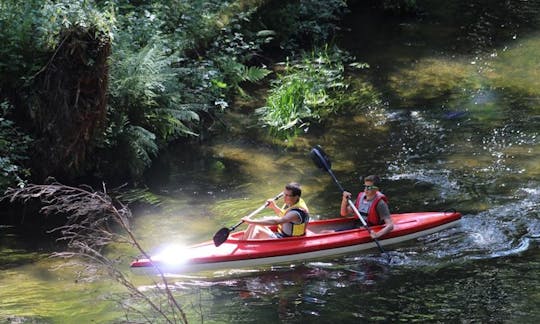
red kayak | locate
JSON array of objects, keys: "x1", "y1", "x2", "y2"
[{"x1": 130, "y1": 211, "x2": 461, "y2": 274}]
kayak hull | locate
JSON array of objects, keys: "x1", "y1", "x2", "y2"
[{"x1": 131, "y1": 211, "x2": 461, "y2": 274}]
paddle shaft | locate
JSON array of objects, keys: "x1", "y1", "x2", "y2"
[{"x1": 229, "y1": 192, "x2": 284, "y2": 232}]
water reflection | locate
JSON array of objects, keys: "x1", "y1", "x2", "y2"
[
  {"x1": 164, "y1": 262, "x2": 393, "y2": 323},
  {"x1": 154, "y1": 240, "x2": 539, "y2": 322}
]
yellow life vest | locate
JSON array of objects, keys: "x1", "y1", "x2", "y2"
[{"x1": 278, "y1": 198, "x2": 310, "y2": 237}]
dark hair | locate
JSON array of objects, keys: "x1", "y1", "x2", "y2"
[
  {"x1": 285, "y1": 182, "x2": 302, "y2": 197},
  {"x1": 364, "y1": 175, "x2": 381, "y2": 186}
]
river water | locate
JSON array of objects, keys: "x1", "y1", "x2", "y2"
[{"x1": 2, "y1": 1, "x2": 540, "y2": 323}]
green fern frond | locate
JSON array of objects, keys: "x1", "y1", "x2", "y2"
[
  {"x1": 113, "y1": 44, "x2": 171, "y2": 104},
  {"x1": 159, "y1": 107, "x2": 200, "y2": 122},
  {"x1": 127, "y1": 125, "x2": 157, "y2": 167},
  {"x1": 242, "y1": 66, "x2": 272, "y2": 82}
]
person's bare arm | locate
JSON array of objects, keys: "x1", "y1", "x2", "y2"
[
  {"x1": 371, "y1": 217, "x2": 393, "y2": 239},
  {"x1": 241, "y1": 216, "x2": 279, "y2": 225},
  {"x1": 266, "y1": 199, "x2": 283, "y2": 215},
  {"x1": 370, "y1": 202, "x2": 393, "y2": 239},
  {"x1": 242, "y1": 210, "x2": 301, "y2": 226}
]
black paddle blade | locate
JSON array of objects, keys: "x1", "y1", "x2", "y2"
[
  {"x1": 310, "y1": 145, "x2": 332, "y2": 171},
  {"x1": 213, "y1": 227, "x2": 231, "y2": 247}
]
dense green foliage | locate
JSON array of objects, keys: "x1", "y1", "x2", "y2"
[
  {"x1": 253, "y1": 0, "x2": 348, "y2": 51},
  {"x1": 97, "y1": 0, "x2": 277, "y2": 181},
  {"x1": 0, "y1": 0, "x2": 274, "y2": 185},
  {"x1": 0, "y1": 101, "x2": 32, "y2": 188},
  {"x1": 0, "y1": 0, "x2": 113, "y2": 184},
  {"x1": 0, "y1": 0, "x2": 112, "y2": 88},
  {"x1": 0, "y1": 0, "x2": 378, "y2": 189}
]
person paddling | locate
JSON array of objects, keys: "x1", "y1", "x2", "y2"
[
  {"x1": 340, "y1": 175, "x2": 393, "y2": 239},
  {"x1": 242, "y1": 182, "x2": 310, "y2": 240}
]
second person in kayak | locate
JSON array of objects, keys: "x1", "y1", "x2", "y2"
[
  {"x1": 341, "y1": 175, "x2": 394, "y2": 239},
  {"x1": 242, "y1": 182, "x2": 310, "y2": 240}
]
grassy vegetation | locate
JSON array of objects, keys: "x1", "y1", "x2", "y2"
[{"x1": 257, "y1": 46, "x2": 379, "y2": 138}]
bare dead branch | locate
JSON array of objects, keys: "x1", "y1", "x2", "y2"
[{"x1": 2, "y1": 181, "x2": 188, "y2": 323}]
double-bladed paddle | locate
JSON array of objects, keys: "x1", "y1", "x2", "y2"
[
  {"x1": 213, "y1": 192, "x2": 285, "y2": 247},
  {"x1": 310, "y1": 145, "x2": 385, "y2": 253}
]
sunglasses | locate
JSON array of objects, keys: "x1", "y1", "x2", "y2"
[
  {"x1": 363, "y1": 185, "x2": 379, "y2": 190},
  {"x1": 284, "y1": 193, "x2": 297, "y2": 197}
]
